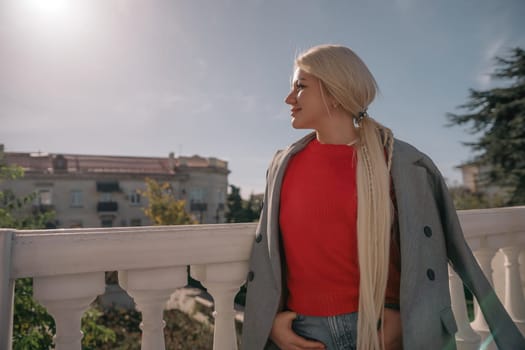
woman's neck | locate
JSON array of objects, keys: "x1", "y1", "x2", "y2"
[{"x1": 315, "y1": 116, "x2": 359, "y2": 145}]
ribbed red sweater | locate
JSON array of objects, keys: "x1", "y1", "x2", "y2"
[{"x1": 280, "y1": 138, "x2": 400, "y2": 316}]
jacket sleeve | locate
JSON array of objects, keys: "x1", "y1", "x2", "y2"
[{"x1": 424, "y1": 156, "x2": 525, "y2": 349}]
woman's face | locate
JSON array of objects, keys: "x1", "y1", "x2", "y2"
[{"x1": 285, "y1": 68, "x2": 328, "y2": 130}]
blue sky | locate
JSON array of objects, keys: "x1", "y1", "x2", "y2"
[{"x1": 1, "y1": 0, "x2": 524, "y2": 196}]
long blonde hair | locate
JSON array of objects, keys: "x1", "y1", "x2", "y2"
[{"x1": 296, "y1": 45, "x2": 394, "y2": 350}]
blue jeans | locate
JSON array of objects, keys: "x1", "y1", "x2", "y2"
[{"x1": 292, "y1": 312, "x2": 358, "y2": 350}]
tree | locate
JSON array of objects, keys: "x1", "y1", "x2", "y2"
[
  {"x1": 225, "y1": 185, "x2": 260, "y2": 223},
  {"x1": 447, "y1": 47, "x2": 525, "y2": 205},
  {"x1": 141, "y1": 177, "x2": 197, "y2": 225}
]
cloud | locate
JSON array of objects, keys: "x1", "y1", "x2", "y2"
[{"x1": 475, "y1": 38, "x2": 507, "y2": 89}]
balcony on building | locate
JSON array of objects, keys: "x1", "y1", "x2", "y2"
[
  {"x1": 1, "y1": 206, "x2": 525, "y2": 350},
  {"x1": 190, "y1": 201, "x2": 208, "y2": 212},
  {"x1": 97, "y1": 201, "x2": 118, "y2": 212},
  {"x1": 96, "y1": 181, "x2": 121, "y2": 193}
]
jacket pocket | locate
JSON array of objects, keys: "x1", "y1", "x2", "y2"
[{"x1": 440, "y1": 307, "x2": 458, "y2": 335}]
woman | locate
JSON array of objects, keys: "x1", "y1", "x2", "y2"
[{"x1": 241, "y1": 44, "x2": 524, "y2": 350}]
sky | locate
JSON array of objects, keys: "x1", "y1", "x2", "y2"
[{"x1": 1, "y1": 0, "x2": 524, "y2": 197}]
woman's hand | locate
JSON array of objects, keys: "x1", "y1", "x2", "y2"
[
  {"x1": 270, "y1": 311, "x2": 326, "y2": 350},
  {"x1": 378, "y1": 308, "x2": 403, "y2": 350}
]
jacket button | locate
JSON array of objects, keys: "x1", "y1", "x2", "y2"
[
  {"x1": 427, "y1": 269, "x2": 435, "y2": 281},
  {"x1": 247, "y1": 271, "x2": 255, "y2": 282},
  {"x1": 255, "y1": 234, "x2": 263, "y2": 243},
  {"x1": 424, "y1": 226, "x2": 432, "y2": 237}
]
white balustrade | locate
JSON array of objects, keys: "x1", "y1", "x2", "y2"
[
  {"x1": 500, "y1": 246, "x2": 525, "y2": 332},
  {"x1": 448, "y1": 266, "x2": 481, "y2": 350},
  {"x1": 119, "y1": 266, "x2": 188, "y2": 350},
  {"x1": 470, "y1": 248, "x2": 497, "y2": 334},
  {"x1": 192, "y1": 262, "x2": 249, "y2": 350},
  {"x1": 1, "y1": 223, "x2": 255, "y2": 350},
  {"x1": 1, "y1": 208, "x2": 525, "y2": 350},
  {"x1": 456, "y1": 206, "x2": 525, "y2": 348},
  {"x1": 33, "y1": 272, "x2": 105, "y2": 349}
]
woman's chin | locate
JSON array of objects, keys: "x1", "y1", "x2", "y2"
[{"x1": 291, "y1": 118, "x2": 306, "y2": 129}]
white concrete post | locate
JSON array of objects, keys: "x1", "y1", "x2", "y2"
[
  {"x1": 33, "y1": 272, "x2": 105, "y2": 350},
  {"x1": 119, "y1": 266, "x2": 187, "y2": 350},
  {"x1": 471, "y1": 248, "x2": 496, "y2": 335},
  {"x1": 499, "y1": 246, "x2": 525, "y2": 331},
  {"x1": 0, "y1": 230, "x2": 14, "y2": 350},
  {"x1": 192, "y1": 261, "x2": 249, "y2": 350},
  {"x1": 448, "y1": 265, "x2": 481, "y2": 350}
]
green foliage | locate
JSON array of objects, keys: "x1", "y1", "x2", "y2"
[
  {"x1": 141, "y1": 177, "x2": 197, "y2": 225},
  {"x1": 225, "y1": 185, "x2": 261, "y2": 223},
  {"x1": 447, "y1": 47, "x2": 525, "y2": 205},
  {"x1": 448, "y1": 186, "x2": 506, "y2": 210},
  {"x1": 81, "y1": 308, "x2": 117, "y2": 350},
  {"x1": 0, "y1": 163, "x2": 55, "y2": 229},
  {"x1": 12, "y1": 279, "x2": 55, "y2": 350},
  {"x1": 90, "y1": 305, "x2": 213, "y2": 350}
]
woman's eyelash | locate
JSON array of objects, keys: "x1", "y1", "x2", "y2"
[{"x1": 296, "y1": 82, "x2": 306, "y2": 90}]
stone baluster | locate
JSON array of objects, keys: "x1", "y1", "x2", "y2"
[
  {"x1": 191, "y1": 261, "x2": 249, "y2": 350},
  {"x1": 499, "y1": 246, "x2": 525, "y2": 332},
  {"x1": 119, "y1": 266, "x2": 187, "y2": 350},
  {"x1": 33, "y1": 272, "x2": 105, "y2": 350},
  {"x1": 470, "y1": 248, "x2": 496, "y2": 344},
  {"x1": 448, "y1": 266, "x2": 480, "y2": 349}
]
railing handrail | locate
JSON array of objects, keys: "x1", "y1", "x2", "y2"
[
  {"x1": 458, "y1": 206, "x2": 525, "y2": 239},
  {"x1": 9, "y1": 223, "x2": 257, "y2": 279}
]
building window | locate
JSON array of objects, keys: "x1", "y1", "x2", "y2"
[
  {"x1": 130, "y1": 218, "x2": 142, "y2": 226},
  {"x1": 70, "y1": 190, "x2": 83, "y2": 207},
  {"x1": 100, "y1": 193, "x2": 112, "y2": 202},
  {"x1": 217, "y1": 189, "x2": 225, "y2": 203},
  {"x1": 35, "y1": 189, "x2": 52, "y2": 205},
  {"x1": 129, "y1": 191, "x2": 141, "y2": 205},
  {"x1": 190, "y1": 188, "x2": 205, "y2": 202}
]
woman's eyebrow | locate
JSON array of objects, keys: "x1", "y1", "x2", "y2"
[{"x1": 290, "y1": 76, "x2": 307, "y2": 88}]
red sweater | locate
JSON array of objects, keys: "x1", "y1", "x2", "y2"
[{"x1": 280, "y1": 138, "x2": 400, "y2": 316}]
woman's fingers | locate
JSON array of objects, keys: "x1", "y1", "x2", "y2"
[{"x1": 270, "y1": 311, "x2": 326, "y2": 350}]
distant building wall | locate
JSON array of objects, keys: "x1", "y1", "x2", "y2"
[{"x1": 0, "y1": 147, "x2": 229, "y2": 227}]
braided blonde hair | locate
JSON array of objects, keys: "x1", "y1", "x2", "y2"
[{"x1": 296, "y1": 45, "x2": 394, "y2": 350}]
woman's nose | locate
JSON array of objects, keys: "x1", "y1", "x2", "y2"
[{"x1": 285, "y1": 91, "x2": 296, "y2": 105}]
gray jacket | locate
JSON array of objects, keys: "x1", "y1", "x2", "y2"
[{"x1": 241, "y1": 132, "x2": 524, "y2": 349}]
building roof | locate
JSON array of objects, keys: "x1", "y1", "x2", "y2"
[{"x1": 2, "y1": 150, "x2": 228, "y2": 176}]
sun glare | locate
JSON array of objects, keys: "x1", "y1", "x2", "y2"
[{"x1": 19, "y1": 0, "x2": 73, "y2": 17}]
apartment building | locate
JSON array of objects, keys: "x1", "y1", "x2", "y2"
[{"x1": 0, "y1": 145, "x2": 229, "y2": 227}]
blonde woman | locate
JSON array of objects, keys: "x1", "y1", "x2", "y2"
[{"x1": 241, "y1": 45, "x2": 524, "y2": 350}]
